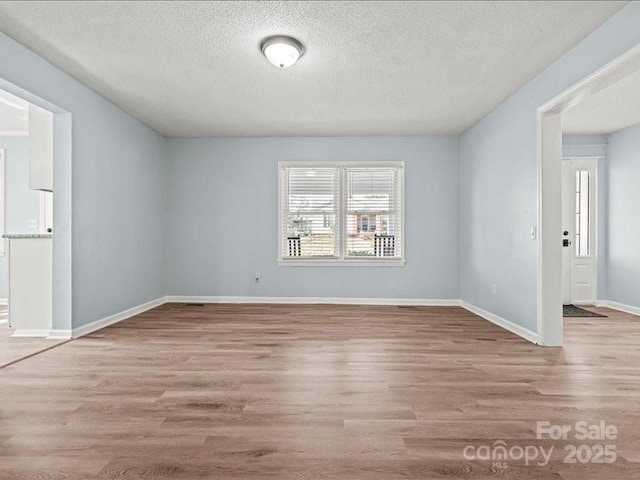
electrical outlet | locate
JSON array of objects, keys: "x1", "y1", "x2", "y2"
[
  {"x1": 254, "y1": 272, "x2": 261, "y2": 283},
  {"x1": 28, "y1": 219, "x2": 38, "y2": 229},
  {"x1": 491, "y1": 284, "x2": 497, "y2": 296}
]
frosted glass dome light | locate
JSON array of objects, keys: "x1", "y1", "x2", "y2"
[{"x1": 261, "y1": 36, "x2": 304, "y2": 69}]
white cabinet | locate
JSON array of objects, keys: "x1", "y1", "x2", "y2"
[
  {"x1": 28, "y1": 104, "x2": 53, "y2": 192},
  {"x1": 6, "y1": 236, "x2": 52, "y2": 336}
]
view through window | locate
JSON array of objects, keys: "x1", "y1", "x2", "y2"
[{"x1": 279, "y1": 162, "x2": 404, "y2": 263}]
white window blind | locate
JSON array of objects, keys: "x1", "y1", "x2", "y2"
[
  {"x1": 346, "y1": 167, "x2": 402, "y2": 259},
  {"x1": 279, "y1": 162, "x2": 404, "y2": 265},
  {"x1": 281, "y1": 167, "x2": 339, "y2": 258}
]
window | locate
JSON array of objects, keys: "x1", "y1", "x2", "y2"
[
  {"x1": 279, "y1": 162, "x2": 404, "y2": 265},
  {"x1": 357, "y1": 214, "x2": 376, "y2": 233},
  {"x1": 575, "y1": 170, "x2": 590, "y2": 256}
]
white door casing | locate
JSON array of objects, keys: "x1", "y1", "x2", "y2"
[{"x1": 561, "y1": 160, "x2": 573, "y2": 304}]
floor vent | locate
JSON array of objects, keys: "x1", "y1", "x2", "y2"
[{"x1": 183, "y1": 303, "x2": 205, "y2": 307}]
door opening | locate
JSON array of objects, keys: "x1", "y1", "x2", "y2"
[
  {"x1": 537, "y1": 43, "x2": 640, "y2": 346},
  {"x1": 0, "y1": 76, "x2": 72, "y2": 366}
]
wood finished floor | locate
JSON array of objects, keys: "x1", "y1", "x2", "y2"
[
  {"x1": 0, "y1": 303, "x2": 638, "y2": 479},
  {"x1": 0, "y1": 305, "x2": 66, "y2": 368}
]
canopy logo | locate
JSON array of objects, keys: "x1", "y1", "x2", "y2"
[{"x1": 463, "y1": 440, "x2": 553, "y2": 467}]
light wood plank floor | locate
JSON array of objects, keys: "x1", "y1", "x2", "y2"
[
  {"x1": 0, "y1": 305, "x2": 66, "y2": 368},
  {"x1": 0, "y1": 303, "x2": 638, "y2": 479}
]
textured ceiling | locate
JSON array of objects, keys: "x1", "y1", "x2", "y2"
[
  {"x1": 0, "y1": 88, "x2": 28, "y2": 134},
  {"x1": 563, "y1": 68, "x2": 640, "y2": 135},
  {"x1": 0, "y1": 1, "x2": 628, "y2": 137}
]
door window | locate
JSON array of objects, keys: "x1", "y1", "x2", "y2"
[{"x1": 575, "y1": 170, "x2": 590, "y2": 256}]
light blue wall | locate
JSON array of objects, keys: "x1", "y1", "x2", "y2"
[
  {"x1": 460, "y1": 3, "x2": 640, "y2": 333},
  {"x1": 0, "y1": 136, "x2": 41, "y2": 298},
  {"x1": 166, "y1": 137, "x2": 460, "y2": 300},
  {"x1": 563, "y1": 134, "x2": 608, "y2": 157},
  {"x1": 604, "y1": 123, "x2": 640, "y2": 309},
  {"x1": 0, "y1": 32, "x2": 167, "y2": 329}
]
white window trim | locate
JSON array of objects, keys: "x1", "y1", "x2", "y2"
[{"x1": 277, "y1": 161, "x2": 406, "y2": 267}]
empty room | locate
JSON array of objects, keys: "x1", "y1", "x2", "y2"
[{"x1": 0, "y1": 1, "x2": 639, "y2": 479}]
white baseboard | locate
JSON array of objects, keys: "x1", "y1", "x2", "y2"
[
  {"x1": 48, "y1": 329, "x2": 72, "y2": 339},
  {"x1": 9, "y1": 328, "x2": 71, "y2": 339},
  {"x1": 460, "y1": 301, "x2": 538, "y2": 344},
  {"x1": 11, "y1": 329, "x2": 52, "y2": 337},
  {"x1": 72, "y1": 296, "x2": 166, "y2": 338},
  {"x1": 595, "y1": 300, "x2": 640, "y2": 317},
  {"x1": 165, "y1": 295, "x2": 461, "y2": 307}
]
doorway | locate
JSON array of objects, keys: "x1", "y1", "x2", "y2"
[
  {"x1": 538, "y1": 43, "x2": 640, "y2": 346},
  {"x1": 0, "y1": 82, "x2": 71, "y2": 366},
  {"x1": 0, "y1": 88, "x2": 56, "y2": 364}
]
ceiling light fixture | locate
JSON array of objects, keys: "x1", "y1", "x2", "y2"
[{"x1": 261, "y1": 35, "x2": 304, "y2": 69}]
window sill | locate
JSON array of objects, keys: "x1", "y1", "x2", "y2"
[{"x1": 278, "y1": 258, "x2": 406, "y2": 267}]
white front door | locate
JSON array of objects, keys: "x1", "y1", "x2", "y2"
[{"x1": 561, "y1": 158, "x2": 597, "y2": 305}]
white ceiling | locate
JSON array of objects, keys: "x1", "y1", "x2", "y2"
[
  {"x1": 0, "y1": 89, "x2": 28, "y2": 134},
  {"x1": 0, "y1": 1, "x2": 628, "y2": 137},
  {"x1": 563, "y1": 68, "x2": 640, "y2": 135}
]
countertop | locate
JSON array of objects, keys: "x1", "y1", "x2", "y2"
[{"x1": 3, "y1": 234, "x2": 53, "y2": 239}]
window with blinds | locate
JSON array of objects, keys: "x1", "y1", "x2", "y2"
[
  {"x1": 280, "y1": 167, "x2": 339, "y2": 258},
  {"x1": 346, "y1": 167, "x2": 402, "y2": 258},
  {"x1": 279, "y1": 162, "x2": 404, "y2": 264}
]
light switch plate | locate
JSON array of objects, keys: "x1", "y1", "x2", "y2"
[{"x1": 530, "y1": 227, "x2": 537, "y2": 240}]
